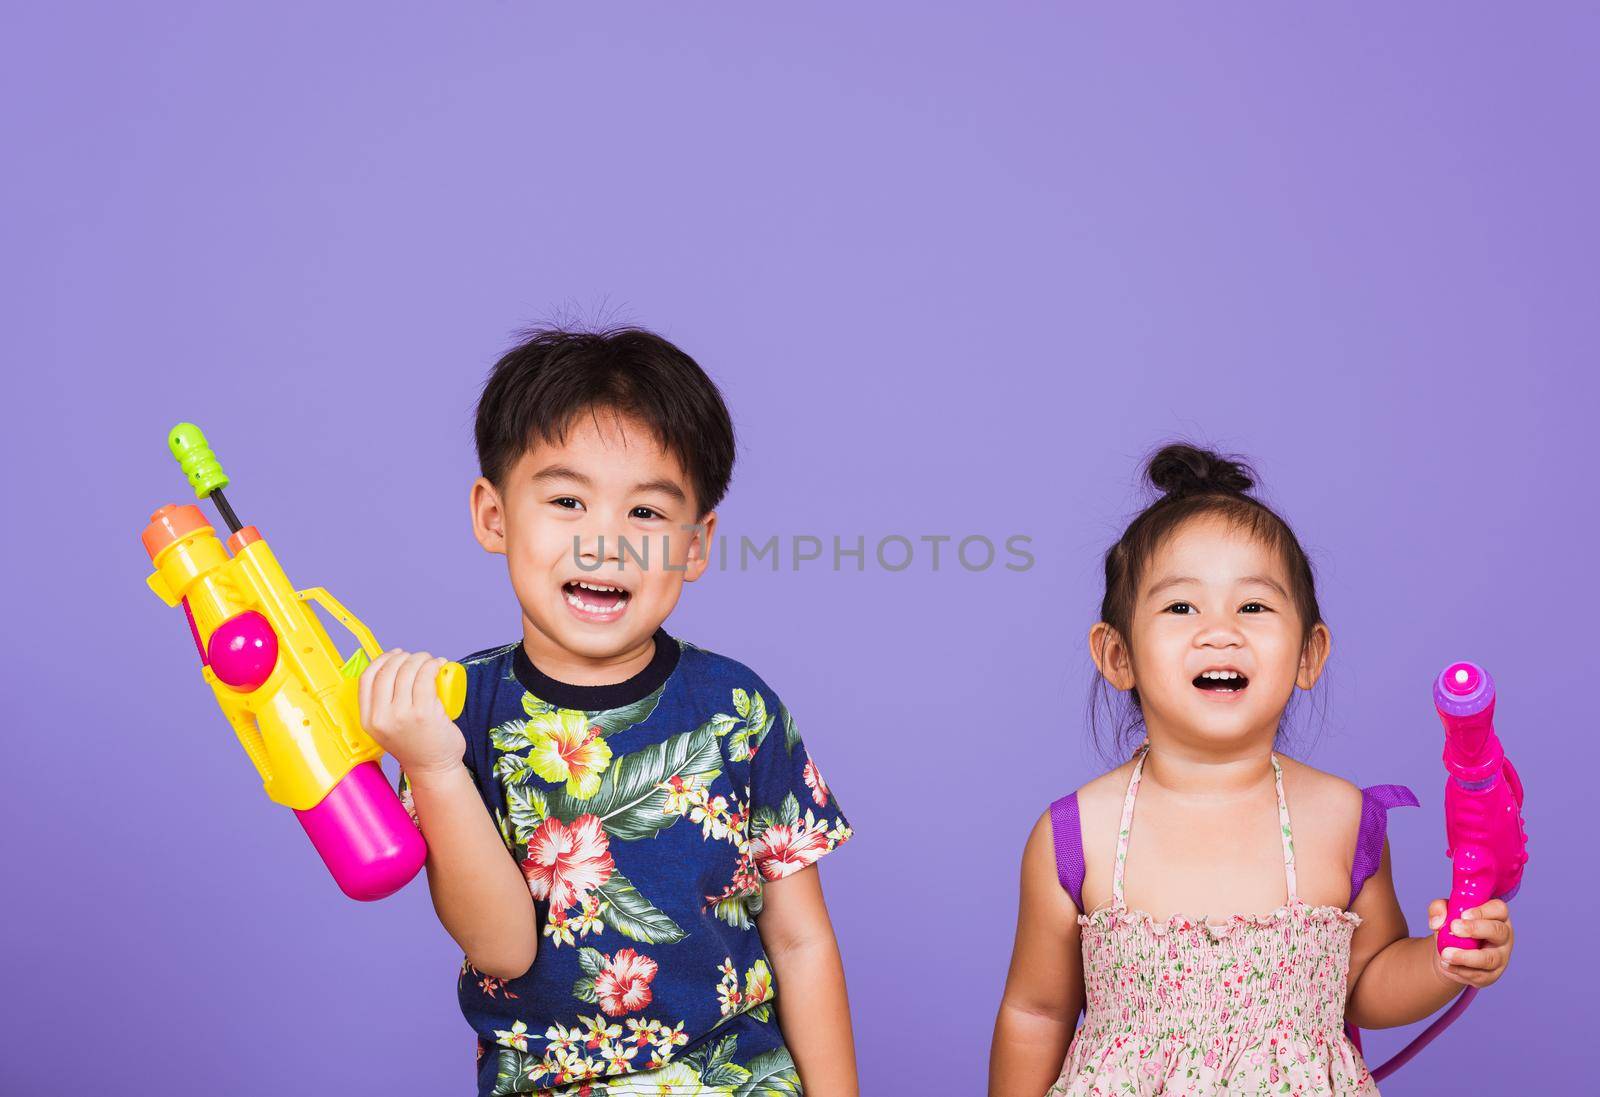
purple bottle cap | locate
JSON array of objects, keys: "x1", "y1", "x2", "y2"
[{"x1": 1434, "y1": 661, "x2": 1494, "y2": 717}]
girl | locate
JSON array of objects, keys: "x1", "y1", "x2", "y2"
[{"x1": 989, "y1": 444, "x2": 1515, "y2": 1096}]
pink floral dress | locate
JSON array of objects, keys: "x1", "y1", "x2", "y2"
[{"x1": 1047, "y1": 745, "x2": 1379, "y2": 1096}]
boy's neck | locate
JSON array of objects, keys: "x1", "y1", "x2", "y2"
[{"x1": 519, "y1": 624, "x2": 660, "y2": 688}]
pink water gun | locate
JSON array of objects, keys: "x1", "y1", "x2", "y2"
[
  {"x1": 1368, "y1": 659, "x2": 1528, "y2": 1081},
  {"x1": 1434, "y1": 660, "x2": 1527, "y2": 950}
]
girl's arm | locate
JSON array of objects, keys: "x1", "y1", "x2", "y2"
[
  {"x1": 1345, "y1": 839, "x2": 1515, "y2": 1028},
  {"x1": 989, "y1": 811, "x2": 1083, "y2": 1097},
  {"x1": 757, "y1": 866, "x2": 859, "y2": 1097}
]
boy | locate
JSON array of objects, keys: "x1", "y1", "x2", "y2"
[{"x1": 358, "y1": 327, "x2": 858, "y2": 1096}]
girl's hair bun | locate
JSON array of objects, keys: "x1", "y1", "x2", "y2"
[{"x1": 1146, "y1": 443, "x2": 1255, "y2": 498}]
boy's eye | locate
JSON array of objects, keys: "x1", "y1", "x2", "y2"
[
  {"x1": 631, "y1": 506, "x2": 664, "y2": 520},
  {"x1": 552, "y1": 497, "x2": 584, "y2": 511}
]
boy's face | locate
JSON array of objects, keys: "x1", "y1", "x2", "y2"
[
  {"x1": 470, "y1": 409, "x2": 716, "y2": 673},
  {"x1": 1092, "y1": 513, "x2": 1330, "y2": 751}
]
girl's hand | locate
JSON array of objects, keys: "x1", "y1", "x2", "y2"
[
  {"x1": 358, "y1": 649, "x2": 466, "y2": 778},
  {"x1": 1427, "y1": 898, "x2": 1514, "y2": 988}
]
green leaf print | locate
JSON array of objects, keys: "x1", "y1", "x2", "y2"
[
  {"x1": 522, "y1": 692, "x2": 553, "y2": 719},
  {"x1": 576, "y1": 946, "x2": 607, "y2": 976},
  {"x1": 545, "y1": 721, "x2": 723, "y2": 841},
  {"x1": 777, "y1": 793, "x2": 801, "y2": 828},
  {"x1": 781, "y1": 703, "x2": 800, "y2": 753},
  {"x1": 596, "y1": 870, "x2": 686, "y2": 943},
  {"x1": 491, "y1": 717, "x2": 535, "y2": 753},
  {"x1": 712, "y1": 895, "x2": 754, "y2": 930},
  {"x1": 733, "y1": 1047, "x2": 802, "y2": 1097},
  {"x1": 733, "y1": 688, "x2": 750, "y2": 718},
  {"x1": 693, "y1": 1035, "x2": 752, "y2": 1089},
  {"x1": 506, "y1": 784, "x2": 549, "y2": 843},
  {"x1": 491, "y1": 1049, "x2": 536, "y2": 1096},
  {"x1": 586, "y1": 686, "x2": 665, "y2": 737}
]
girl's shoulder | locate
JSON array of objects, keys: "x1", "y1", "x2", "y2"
[{"x1": 1276, "y1": 755, "x2": 1369, "y2": 865}]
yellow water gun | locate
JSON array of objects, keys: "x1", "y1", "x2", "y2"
[{"x1": 141, "y1": 423, "x2": 464, "y2": 900}]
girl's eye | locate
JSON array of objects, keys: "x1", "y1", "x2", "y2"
[
  {"x1": 552, "y1": 497, "x2": 583, "y2": 511},
  {"x1": 1240, "y1": 602, "x2": 1268, "y2": 613},
  {"x1": 1164, "y1": 602, "x2": 1194, "y2": 614},
  {"x1": 631, "y1": 506, "x2": 663, "y2": 520}
]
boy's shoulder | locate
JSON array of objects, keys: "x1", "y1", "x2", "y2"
[{"x1": 666, "y1": 635, "x2": 794, "y2": 713}]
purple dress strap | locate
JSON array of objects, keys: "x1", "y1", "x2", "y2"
[
  {"x1": 1049, "y1": 792, "x2": 1086, "y2": 912},
  {"x1": 1349, "y1": 784, "x2": 1420, "y2": 907}
]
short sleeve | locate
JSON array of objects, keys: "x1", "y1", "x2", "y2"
[{"x1": 743, "y1": 688, "x2": 853, "y2": 881}]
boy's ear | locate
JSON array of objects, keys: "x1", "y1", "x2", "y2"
[
  {"x1": 1296, "y1": 622, "x2": 1332, "y2": 690},
  {"x1": 1089, "y1": 621, "x2": 1136, "y2": 691},
  {"x1": 470, "y1": 477, "x2": 508, "y2": 555},
  {"x1": 681, "y1": 511, "x2": 717, "y2": 583}
]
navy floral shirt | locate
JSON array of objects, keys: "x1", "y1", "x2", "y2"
[{"x1": 399, "y1": 627, "x2": 852, "y2": 1096}]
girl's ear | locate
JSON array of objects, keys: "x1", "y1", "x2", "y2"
[
  {"x1": 1296, "y1": 622, "x2": 1332, "y2": 690},
  {"x1": 1089, "y1": 621, "x2": 1136, "y2": 691}
]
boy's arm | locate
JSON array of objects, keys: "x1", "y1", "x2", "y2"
[
  {"x1": 989, "y1": 811, "x2": 1082, "y2": 1097},
  {"x1": 756, "y1": 866, "x2": 859, "y2": 1097},
  {"x1": 407, "y1": 761, "x2": 539, "y2": 981}
]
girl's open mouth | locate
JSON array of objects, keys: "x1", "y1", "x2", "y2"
[
  {"x1": 1192, "y1": 670, "x2": 1249, "y2": 696},
  {"x1": 562, "y1": 580, "x2": 632, "y2": 621}
]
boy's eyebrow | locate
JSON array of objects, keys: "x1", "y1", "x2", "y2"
[
  {"x1": 633, "y1": 477, "x2": 689, "y2": 503},
  {"x1": 530, "y1": 463, "x2": 593, "y2": 486},
  {"x1": 530, "y1": 464, "x2": 688, "y2": 504},
  {"x1": 1145, "y1": 574, "x2": 1290, "y2": 599}
]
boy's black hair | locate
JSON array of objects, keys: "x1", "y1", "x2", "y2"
[
  {"x1": 474, "y1": 326, "x2": 737, "y2": 516},
  {"x1": 1088, "y1": 441, "x2": 1329, "y2": 762}
]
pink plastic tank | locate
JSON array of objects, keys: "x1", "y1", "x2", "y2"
[{"x1": 293, "y1": 762, "x2": 427, "y2": 901}]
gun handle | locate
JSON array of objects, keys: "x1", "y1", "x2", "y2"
[
  {"x1": 1440, "y1": 843, "x2": 1492, "y2": 952},
  {"x1": 298, "y1": 587, "x2": 465, "y2": 719},
  {"x1": 435, "y1": 660, "x2": 466, "y2": 720}
]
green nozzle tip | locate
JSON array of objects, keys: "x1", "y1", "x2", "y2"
[{"x1": 168, "y1": 422, "x2": 230, "y2": 499}]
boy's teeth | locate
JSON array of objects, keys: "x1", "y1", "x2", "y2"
[{"x1": 1201, "y1": 670, "x2": 1239, "y2": 679}]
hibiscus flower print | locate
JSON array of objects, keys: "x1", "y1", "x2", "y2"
[
  {"x1": 527, "y1": 708, "x2": 613, "y2": 798},
  {"x1": 594, "y1": 948, "x2": 660, "y2": 1016},
  {"x1": 751, "y1": 813, "x2": 833, "y2": 879},
  {"x1": 803, "y1": 758, "x2": 830, "y2": 806},
  {"x1": 521, "y1": 813, "x2": 615, "y2": 911}
]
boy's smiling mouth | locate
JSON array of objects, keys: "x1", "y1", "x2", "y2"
[{"x1": 562, "y1": 579, "x2": 633, "y2": 622}]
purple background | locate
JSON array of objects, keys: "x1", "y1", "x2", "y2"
[{"x1": 4, "y1": 4, "x2": 1591, "y2": 1094}]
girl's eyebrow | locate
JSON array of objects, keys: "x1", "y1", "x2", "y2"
[{"x1": 1145, "y1": 574, "x2": 1290, "y2": 599}]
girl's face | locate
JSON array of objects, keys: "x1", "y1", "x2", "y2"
[{"x1": 1092, "y1": 513, "x2": 1329, "y2": 753}]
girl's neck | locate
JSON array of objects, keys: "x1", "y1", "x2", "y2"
[{"x1": 1140, "y1": 734, "x2": 1279, "y2": 801}]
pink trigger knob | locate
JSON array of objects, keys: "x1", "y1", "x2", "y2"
[
  {"x1": 1442, "y1": 662, "x2": 1480, "y2": 697},
  {"x1": 208, "y1": 611, "x2": 279, "y2": 690}
]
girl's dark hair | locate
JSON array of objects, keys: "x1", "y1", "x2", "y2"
[
  {"x1": 1088, "y1": 442, "x2": 1328, "y2": 762},
  {"x1": 475, "y1": 326, "x2": 736, "y2": 515}
]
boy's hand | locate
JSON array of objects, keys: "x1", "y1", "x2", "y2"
[
  {"x1": 1427, "y1": 898, "x2": 1514, "y2": 988},
  {"x1": 358, "y1": 649, "x2": 466, "y2": 777}
]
